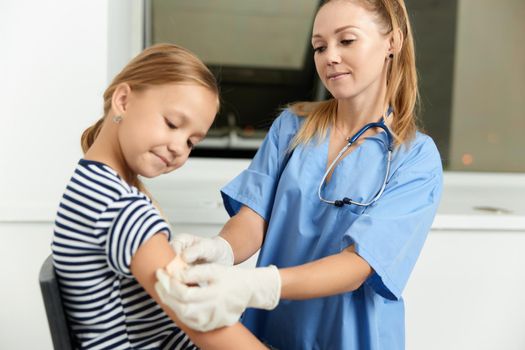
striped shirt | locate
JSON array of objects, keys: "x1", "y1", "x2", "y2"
[{"x1": 52, "y1": 159, "x2": 197, "y2": 350}]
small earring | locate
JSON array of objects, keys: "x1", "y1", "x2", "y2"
[
  {"x1": 389, "y1": 53, "x2": 394, "y2": 59},
  {"x1": 112, "y1": 115, "x2": 123, "y2": 123}
]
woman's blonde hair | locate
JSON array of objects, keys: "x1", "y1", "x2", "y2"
[
  {"x1": 80, "y1": 43, "x2": 219, "y2": 192},
  {"x1": 290, "y1": 0, "x2": 418, "y2": 149}
]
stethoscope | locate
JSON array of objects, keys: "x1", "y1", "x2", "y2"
[{"x1": 318, "y1": 107, "x2": 394, "y2": 208}]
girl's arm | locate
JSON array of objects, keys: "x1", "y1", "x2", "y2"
[
  {"x1": 279, "y1": 245, "x2": 373, "y2": 299},
  {"x1": 219, "y1": 206, "x2": 267, "y2": 264},
  {"x1": 130, "y1": 233, "x2": 267, "y2": 350}
]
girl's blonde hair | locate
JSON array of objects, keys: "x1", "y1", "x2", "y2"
[
  {"x1": 80, "y1": 43, "x2": 219, "y2": 192},
  {"x1": 290, "y1": 0, "x2": 418, "y2": 149}
]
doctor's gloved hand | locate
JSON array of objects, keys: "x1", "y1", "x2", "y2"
[
  {"x1": 170, "y1": 233, "x2": 234, "y2": 266},
  {"x1": 155, "y1": 263, "x2": 281, "y2": 332}
]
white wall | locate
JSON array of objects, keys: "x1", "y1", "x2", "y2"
[
  {"x1": 0, "y1": 1, "x2": 107, "y2": 222},
  {"x1": 0, "y1": 1, "x2": 139, "y2": 348},
  {"x1": 0, "y1": 223, "x2": 55, "y2": 349}
]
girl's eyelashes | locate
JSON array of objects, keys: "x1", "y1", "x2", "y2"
[
  {"x1": 313, "y1": 46, "x2": 326, "y2": 54},
  {"x1": 164, "y1": 116, "x2": 197, "y2": 149},
  {"x1": 164, "y1": 117, "x2": 177, "y2": 129}
]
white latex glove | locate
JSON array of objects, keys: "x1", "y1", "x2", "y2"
[
  {"x1": 170, "y1": 233, "x2": 234, "y2": 266},
  {"x1": 155, "y1": 263, "x2": 281, "y2": 332}
]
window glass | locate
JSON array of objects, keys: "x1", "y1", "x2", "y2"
[
  {"x1": 147, "y1": 0, "x2": 525, "y2": 172},
  {"x1": 448, "y1": 0, "x2": 525, "y2": 172},
  {"x1": 150, "y1": 0, "x2": 319, "y2": 69}
]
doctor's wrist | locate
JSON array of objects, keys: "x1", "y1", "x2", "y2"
[
  {"x1": 248, "y1": 265, "x2": 282, "y2": 310},
  {"x1": 215, "y1": 235, "x2": 234, "y2": 266}
]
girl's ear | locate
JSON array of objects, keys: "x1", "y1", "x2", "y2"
[
  {"x1": 111, "y1": 83, "x2": 132, "y2": 116},
  {"x1": 387, "y1": 27, "x2": 404, "y2": 58}
]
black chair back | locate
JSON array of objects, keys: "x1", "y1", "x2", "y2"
[{"x1": 38, "y1": 254, "x2": 75, "y2": 350}]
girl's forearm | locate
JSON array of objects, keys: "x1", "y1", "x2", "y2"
[
  {"x1": 279, "y1": 245, "x2": 373, "y2": 300},
  {"x1": 187, "y1": 324, "x2": 267, "y2": 350}
]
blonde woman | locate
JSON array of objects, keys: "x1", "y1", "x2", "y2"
[{"x1": 158, "y1": 1, "x2": 443, "y2": 349}]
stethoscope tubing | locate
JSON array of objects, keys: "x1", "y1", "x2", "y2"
[{"x1": 318, "y1": 117, "x2": 393, "y2": 208}]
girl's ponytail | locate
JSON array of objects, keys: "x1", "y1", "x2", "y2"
[{"x1": 80, "y1": 117, "x2": 104, "y2": 154}]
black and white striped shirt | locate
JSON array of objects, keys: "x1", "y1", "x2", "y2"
[{"x1": 52, "y1": 159, "x2": 197, "y2": 350}]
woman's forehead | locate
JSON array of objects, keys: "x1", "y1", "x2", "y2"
[{"x1": 313, "y1": 1, "x2": 380, "y2": 35}]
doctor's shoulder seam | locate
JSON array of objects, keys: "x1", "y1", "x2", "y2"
[
  {"x1": 396, "y1": 132, "x2": 443, "y2": 173},
  {"x1": 273, "y1": 108, "x2": 304, "y2": 134}
]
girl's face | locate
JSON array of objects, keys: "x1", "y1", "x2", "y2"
[
  {"x1": 117, "y1": 83, "x2": 217, "y2": 178},
  {"x1": 312, "y1": 0, "x2": 392, "y2": 102}
]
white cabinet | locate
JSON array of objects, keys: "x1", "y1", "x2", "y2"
[
  {"x1": 404, "y1": 172, "x2": 525, "y2": 349},
  {"x1": 405, "y1": 231, "x2": 525, "y2": 350}
]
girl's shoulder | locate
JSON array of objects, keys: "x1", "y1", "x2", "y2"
[{"x1": 76, "y1": 159, "x2": 148, "y2": 201}]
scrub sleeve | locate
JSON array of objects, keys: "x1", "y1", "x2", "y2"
[
  {"x1": 222, "y1": 110, "x2": 299, "y2": 221},
  {"x1": 344, "y1": 137, "x2": 443, "y2": 300}
]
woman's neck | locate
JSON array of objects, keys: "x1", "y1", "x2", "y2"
[
  {"x1": 335, "y1": 98, "x2": 389, "y2": 136},
  {"x1": 335, "y1": 67, "x2": 391, "y2": 135}
]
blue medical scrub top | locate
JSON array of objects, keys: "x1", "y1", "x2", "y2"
[{"x1": 221, "y1": 109, "x2": 443, "y2": 350}]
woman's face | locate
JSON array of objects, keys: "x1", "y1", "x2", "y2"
[
  {"x1": 312, "y1": 0, "x2": 392, "y2": 102},
  {"x1": 117, "y1": 83, "x2": 217, "y2": 178}
]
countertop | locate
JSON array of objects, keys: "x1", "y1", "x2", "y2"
[{"x1": 145, "y1": 159, "x2": 525, "y2": 231}]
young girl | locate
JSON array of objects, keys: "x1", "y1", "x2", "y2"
[
  {"x1": 157, "y1": 1, "x2": 443, "y2": 349},
  {"x1": 51, "y1": 44, "x2": 269, "y2": 350}
]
